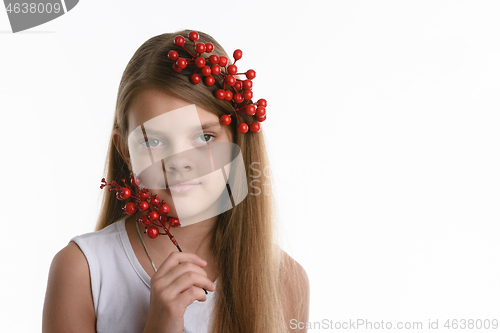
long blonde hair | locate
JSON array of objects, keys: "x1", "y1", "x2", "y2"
[{"x1": 95, "y1": 30, "x2": 287, "y2": 332}]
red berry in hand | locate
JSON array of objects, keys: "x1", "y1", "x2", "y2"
[
  {"x1": 234, "y1": 93, "x2": 244, "y2": 104},
  {"x1": 238, "y1": 123, "x2": 249, "y2": 134},
  {"x1": 257, "y1": 98, "x2": 267, "y2": 107},
  {"x1": 204, "y1": 76, "x2": 215, "y2": 86},
  {"x1": 220, "y1": 114, "x2": 231, "y2": 126},
  {"x1": 250, "y1": 122, "x2": 261, "y2": 133},
  {"x1": 256, "y1": 107, "x2": 266, "y2": 117},
  {"x1": 227, "y1": 64, "x2": 237, "y2": 75},
  {"x1": 224, "y1": 90, "x2": 233, "y2": 101},
  {"x1": 205, "y1": 42, "x2": 214, "y2": 53},
  {"x1": 191, "y1": 73, "x2": 201, "y2": 84},
  {"x1": 233, "y1": 49, "x2": 243, "y2": 60},
  {"x1": 123, "y1": 202, "x2": 137, "y2": 215},
  {"x1": 243, "y1": 79, "x2": 252, "y2": 90},
  {"x1": 195, "y1": 57, "x2": 205, "y2": 68},
  {"x1": 139, "y1": 189, "x2": 149, "y2": 200},
  {"x1": 246, "y1": 69, "x2": 256, "y2": 79},
  {"x1": 209, "y1": 55, "x2": 219, "y2": 65},
  {"x1": 174, "y1": 35, "x2": 185, "y2": 46},
  {"x1": 146, "y1": 226, "x2": 159, "y2": 239},
  {"x1": 245, "y1": 105, "x2": 256, "y2": 116},
  {"x1": 159, "y1": 214, "x2": 168, "y2": 226},
  {"x1": 225, "y1": 75, "x2": 236, "y2": 86},
  {"x1": 140, "y1": 215, "x2": 152, "y2": 226},
  {"x1": 150, "y1": 196, "x2": 160, "y2": 206},
  {"x1": 168, "y1": 50, "x2": 179, "y2": 61},
  {"x1": 172, "y1": 64, "x2": 182, "y2": 73},
  {"x1": 149, "y1": 211, "x2": 159, "y2": 221},
  {"x1": 201, "y1": 66, "x2": 211, "y2": 76},
  {"x1": 256, "y1": 114, "x2": 267, "y2": 122},
  {"x1": 211, "y1": 65, "x2": 221, "y2": 76},
  {"x1": 169, "y1": 218, "x2": 180, "y2": 228},
  {"x1": 215, "y1": 89, "x2": 226, "y2": 100},
  {"x1": 176, "y1": 58, "x2": 187, "y2": 69},
  {"x1": 117, "y1": 187, "x2": 131, "y2": 200},
  {"x1": 188, "y1": 31, "x2": 199, "y2": 42},
  {"x1": 159, "y1": 204, "x2": 170, "y2": 215},
  {"x1": 243, "y1": 90, "x2": 253, "y2": 100},
  {"x1": 139, "y1": 201, "x2": 149, "y2": 212},
  {"x1": 195, "y1": 42, "x2": 206, "y2": 54},
  {"x1": 219, "y1": 56, "x2": 228, "y2": 67}
]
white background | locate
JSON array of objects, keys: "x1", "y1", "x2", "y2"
[{"x1": 1, "y1": 1, "x2": 499, "y2": 332}]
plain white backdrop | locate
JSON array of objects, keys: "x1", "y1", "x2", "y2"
[{"x1": 1, "y1": 0, "x2": 499, "y2": 332}]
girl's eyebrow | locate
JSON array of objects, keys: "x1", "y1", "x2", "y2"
[{"x1": 200, "y1": 121, "x2": 222, "y2": 130}]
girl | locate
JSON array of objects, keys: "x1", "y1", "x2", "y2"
[{"x1": 42, "y1": 29, "x2": 309, "y2": 333}]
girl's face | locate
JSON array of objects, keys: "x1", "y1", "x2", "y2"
[{"x1": 126, "y1": 88, "x2": 235, "y2": 226}]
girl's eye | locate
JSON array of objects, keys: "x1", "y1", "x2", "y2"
[
  {"x1": 195, "y1": 133, "x2": 215, "y2": 143},
  {"x1": 141, "y1": 138, "x2": 164, "y2": 148}
]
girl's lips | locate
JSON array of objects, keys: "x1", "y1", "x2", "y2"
[{"x1": 166, "y1": 182, "x2": 201, "y2": 194}]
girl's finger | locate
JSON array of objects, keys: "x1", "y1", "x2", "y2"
[{"x1": 153, "y1": 252, "x2": 207, "y2": 281}]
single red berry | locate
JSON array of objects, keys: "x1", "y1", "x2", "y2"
[
  {"x1": 149, "y1": 211, "x2": 159, "y2": 221},
  {"x1": 191, "y1": 73, "x2": 201, "y2": 84},
  {"x1": 243, "y1": 79, "x2": 253, "y2": 90},
  {"x1": 227, "y1": 64, "x2": 237, "y2": 75},
  {"x1": 250, "y1": 122, "x2": 261, "y2": 133},
  {"x1": 246, "y1": 69, "x2": 256, "y2": 79},
  {"x1": 172, "y1": 64, "x2": 182, "y2": 73},
  {"x1": 220, "y1": 115, "x2": 231, "y2": 126},
  {"x1": 234, "y1": 93, "x2": 244, "y2": 104},
  {"x1": 243, "y1": 90, "x2": 253, "y2": 100},
  {"x1": 205, "y1": 42, "x2": 214, "y2": 53},
  {"x1": 195, "y1": 42, "x2": 206, "y2": 54},
  {"x1": 234, "y1": 81, "x2": 242, "y2": 91},
  {"x1": 146, "y1": 226, "x2": 159, "y2": 239},
  {"x1": 117, "y1": 187, "x2": 131, "y2": 200},
  {"x1": 215, "y1": 89, "x2": 226, "y2": 100},
  {"x1": 140, "y1": 215, "x2": 152, "y2": 226},
  {"x1": 159, "y1": 214, "x2": 168, "y2": 226},
  {"x1": 256, "y1": 114, "x2": 267, "y2": 122},
  {"x1": 257, "y1": 98, "x2": 267, "y2": 107},
  {"x1": 139, "y1": 201, "x2": 149, "y2": 212},
  {"x1": 204, "y1": 76, "x2": 215, "y2": 86},
  {"x1": 245, "y1": 105, "x2": 256, "y2": 116},
  {"x1": 168, "y1": 50, "x2": 179, "y2": 61},
  {"x1": 139, "y1": 189, "x2": 149, "y2": 200},
  {"x1": 195, "y1": 57, "x2": 205, "y2": 68},
  {"x1": 218, "y1": 56, "x2": 228, "y2": 67},
  {"x1": 123, "y1": 202, "x2": 137, "y2": 215},
  {"x1": 150, "y1": 196, "x2": 160, "y2": 206},
  {"x1": 238, "y1": 123, "x2": 249, "y2": 134},
  {"x1": 174, "y1": 35, "x2": 185, "y2": 46},
  {"x1": 169, "y1": 218, "x2": 180, "y2": 228},
  {"x1": 159, "y1": 204, "x2": 170, "y2": 215},
  {"x1": 201, "y1": 66, "x2": 211, "y2": 76},
  {"x1": 131, "y1": 176, "x2": 141, "y2": 187},
  {"x1": 225, "y1": 75, "x2": 236, "y2": 86},
  {"x1": 256, "y1": 107, "x2": 266, "y2": 117},
  {"x1": 176, "y1": 58, "x2": 187, "y2": 69},
  {"x1": 211, "y1": 65, "x2": 221, "y2": 76},
  {"x1": 233, "y1": 49, "x2": 243, "y2": 60},
  {"x1": 188, "y1": 31, "x2": 199, "y2": 42},
  {"x1": 224, "y1": 90, "x2": 233, "y2": 101},
  {"x1": 209, "y1": 55, "x2": 219, "y2": 65}
]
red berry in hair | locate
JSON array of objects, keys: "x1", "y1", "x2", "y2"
[
  {"x1": 234, "y1": 93, "x2": 244, "y2": 104},
  {"x1": 225, "y1": 75, "x2": 236, "y2": 86},
  {"x1": 220, "y1": 114, "x2": 231, "y2": 126},
  {"x1": 174, "y1": 35, "x2": 185, "y2": 46},
  {"x1": 250, "y1": 122, "x2": 261, "y2": 133},
  {"x1": 204, "y1": 76, "x2": 215, "y2": 86},
  {"x1": 227, "y1": 64, "x2": 237, "y2": 75},
  {"x1": 243, "y1": 79, "x2": 253, "y2": 90},
  {"x1": 159, "y1": 204, "x2": 170, "y2": 215},
  {"x1": 224, "y1": 90, "x2": 233, "y2": 101},
  {"x1": 131, "y1": 176, "x2": 141, "y2": 187},
  {"x1": 176, "y1": 58, "x2": 187, "y2": 69},
  {"x1": 149, "y1": 211, "x2": 159, "y2": 222},
  {"x1": 218, "y1": 56, "x2": 228, "y2": 67},
  {"x1": 209, "y1": 55, "x2": 219, "y2": 65},
  {"x1": 188, "y1": 31, "x2": 199, "y2": 42},
  {"x1": 256, "y1": 107, "x2": 266, "y2": 117},
  {"x1": 246, "y1": 69, "x2": 256, "y2": 79},
  {"x1": 257, "y1": 98, "x2": 267, "y2": 107},
  {"x1": 238, "y1": 123, "x2": 249, "y2": 133},
  {"x1": 205, "y1": 42, "x2": 214, "y2": 53},
  {"x1": 146, "y1": 226, "x2": 159, "y2": 239},
  {"x1": 123, "y1": 202, "x2": 137, "y2": 215},
  {"x1": 117, "y1": 187, "x2": 131, "y2": 200},
  {"x1": 256, "y1": 114, "x2": 266, "y2": 122},
  {"x1": 172, "y1": 64, "x2": 182, "y2": 73},
  {"x1": 211, "y1": 65, "x2": 221, "y2": 76},
  {"x1": 169, "y1": 218, "x2": 180, "y2": 228},
  {"x1": 233, "y1": 49, "x2": 243, "y2": 60},
  {"x1": 195, "y1": 42, "x2": 206, "y2": 54},
  {"x1": 195, "y1": 57, "x2": 205, "y2": 68},
  {"x1": 243, "y1": 90, "x2": 253, "y2": 100},
  {"x1": 138, "y1": 200, "x2": 149, "y2": 212},
  {"x1": 190, "y1": 73, "x2": 201, "y2": 84},
  {"x1": 245, "y1": 105, "x2": 256, "y2": 116},
  {"x1": 215, "y1": 89, "x2": 226, "y2": 100},
  {"x1": 168, "y1": 50, "x2": 179, "y2": 61},
  {"x1": 201, "y1": 66, "x2": 211, "y2": 76}
]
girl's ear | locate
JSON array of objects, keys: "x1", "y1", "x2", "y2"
[{"x1": 112, "y1": 128, "x2": 132, "y2": 171}]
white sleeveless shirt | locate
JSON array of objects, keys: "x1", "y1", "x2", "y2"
[{"x1": 70, "y1": 218, "x2": 216, "y2": 333}]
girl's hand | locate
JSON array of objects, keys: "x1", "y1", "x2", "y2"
[{"x1": 142, "y1": 252, "x2": 216, "y2": 333}]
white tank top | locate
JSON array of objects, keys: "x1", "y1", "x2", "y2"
[{"x1": 70, "y1": 218, "x2": 216, "y2": 333}]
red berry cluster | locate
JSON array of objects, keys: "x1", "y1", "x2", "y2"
[
  {"x1": 100, "y1": 175, "x2": 180, "y2": 247},
  {"x1": 168, "y1": 31, "x2": 267, "y2": 134}
]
